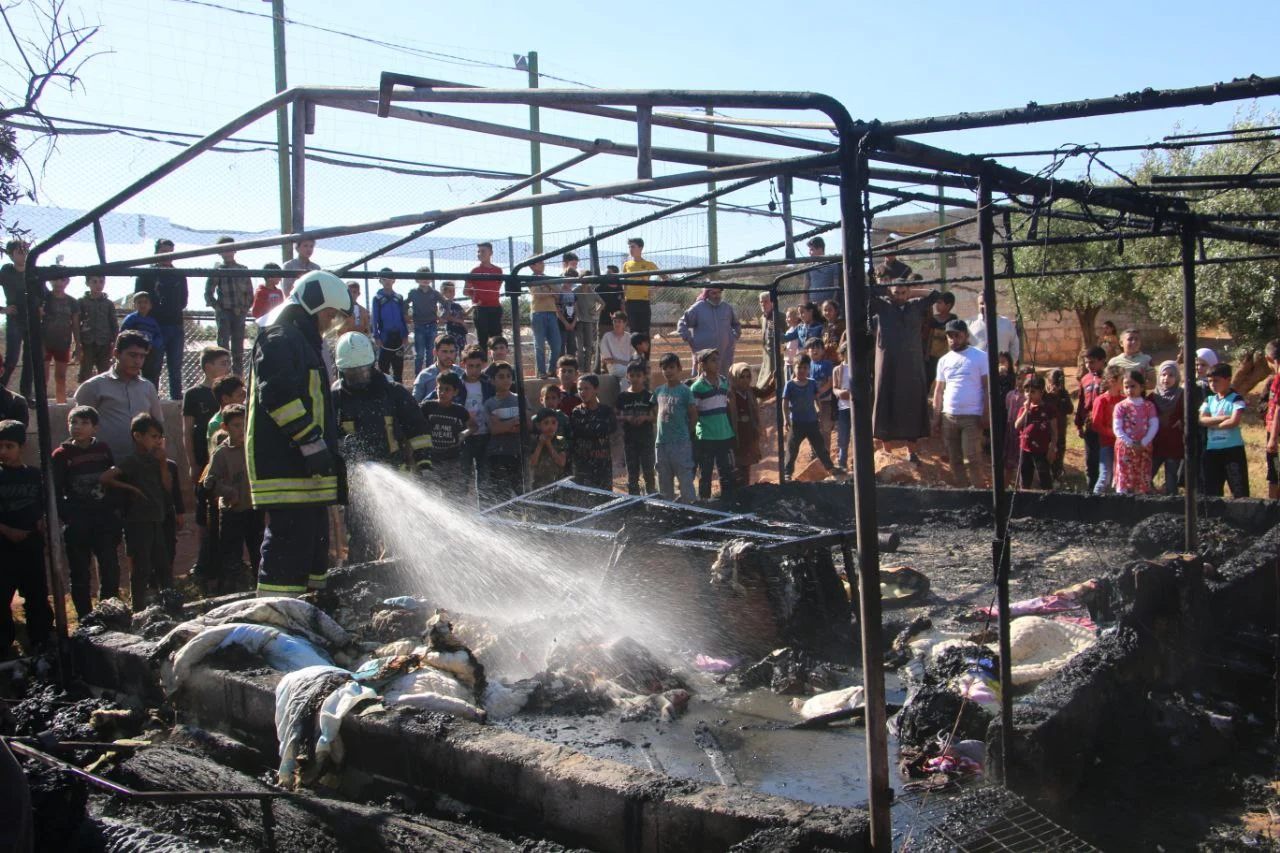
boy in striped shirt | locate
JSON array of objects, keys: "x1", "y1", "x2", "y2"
[{"x1": 690, "y1": 348, "x2": 737, "y2": 500}]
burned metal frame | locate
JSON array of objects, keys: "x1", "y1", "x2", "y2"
[{"x1": 20, "y1": 70, "x2": 1280, "y2": 853}]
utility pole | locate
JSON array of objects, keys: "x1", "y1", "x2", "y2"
[
  {"x1": 268, "y1": 0, "x2": 292, "y2": 261},
  {"x1": 706, "y1": 106, "x2": 718, "y2": 263},
  {"x1": 520, "y1": 51, "x2": 543, "y2": 255}
]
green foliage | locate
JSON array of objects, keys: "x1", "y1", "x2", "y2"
[
  {"x1": 1012, "y1": 199, "x2": 1144, "y2": 346},
  {"x1": 1129, "y1": 111, "x2": 1280, "y2": 354}
]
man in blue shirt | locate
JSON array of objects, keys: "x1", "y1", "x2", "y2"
[
  {"x1": 805, "y1": 237, "x2": 841, "y2": 307},
  {"x1": 371, "y1": 269, "x2": 409, "y2": 383},
  {"x1": 1198, "y1": 362, "x2": 1249, "y2": 497}
]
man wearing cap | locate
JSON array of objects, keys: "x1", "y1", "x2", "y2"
[
  {"x1": 204, "y1": 236, "x2": 253, "y2": 375},
  {"x1": 931, "y1": 319, "x2": 989, "y2": 489},
  {"x1": 134, "y1": 238, "x2": 189, "y2": 400}
]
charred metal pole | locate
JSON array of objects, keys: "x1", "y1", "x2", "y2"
[
  {"x1": 978, "y1": 171, "x2": 1015, "y2": 783},
  {"x1": 780, "y1": 176, "x2": 797, "y2": 260},
  {"x1": 636, "y1": 106, "x2": 653, "y2": 179},
  {"x1": 881, "y1": 74, "x2": 1280, "y2": 135},
  {"x1": 290, "y1": 98, "x2": 308, "y2": 236},
  {"x1": 19, "y1": 260, "x2": 69, "y2": 682},
  {"x1": 771, "y1": 286, "x2": 785, "y2": 482},
  {"x1": 508, "y1": 274, "x2": 529, "y2": 494},
  {"x1": 339, "y1": 150, "x2": 599, "y2": 274},
  {"x1": 840, "y1": 133, "x2": 892, "y2": 852},
  {"x1": 1180, "y1": 222, "x2": 1200, "y2": 552}
]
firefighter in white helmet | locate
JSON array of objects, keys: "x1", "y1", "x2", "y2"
[
  {"x1": 332, "y1": 331, "x2": 432, "y2": 563},
  {"x1": 247, "y1": 269, "x2": 351, "y2": 596}
]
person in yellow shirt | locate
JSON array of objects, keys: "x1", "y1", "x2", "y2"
[{"x1": 622, "y1": 236, "x2": 665, "y2": 337}]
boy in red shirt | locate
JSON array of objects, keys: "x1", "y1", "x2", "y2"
[
  {"x1": 465, "y1": 242, "x2": 504, "y2": 352},
  {"x1": 1075, "y1": 346, "x2": 1107, "y2": 492},
  {"x1": 1014, "y1": 374, "x2": 1057, "y2": 490},
  {"x1": 1265, "y1": 339, "x2": 1280, "y2": 500},
  {"x1": 1089, "y1": 365, "x2": 1125, "y2": 494}
]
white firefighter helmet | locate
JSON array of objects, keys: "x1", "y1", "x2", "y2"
[
  {"x1": 290, "y1": 269, "x2": 352, "y2": 316},
  {"x1": 335, "y1": 331, "x2": 376, "y2": 369}
]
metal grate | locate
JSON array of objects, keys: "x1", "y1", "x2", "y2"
[
  {"x1": 898, "y1": 783, "x2": 1100, "y2": 852},
  {"x1": 480, "y1": 477, "x2": 846, "y2": 552}
]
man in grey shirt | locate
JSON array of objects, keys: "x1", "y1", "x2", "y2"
[{"x1": 73, "y1": 330, "x2": 165, "y2": 460}]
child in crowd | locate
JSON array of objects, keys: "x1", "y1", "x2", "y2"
[
  {"x1": 783, "y1": 302, "x2": 824, "y2": 351},
  {"x1": 201, "y1": 404, "x2": 260, "y2": 594},
  {"x1": 783, "y1": 307, "x2": 802, "y2": 379},
  {"x1": 570, "y1": 374, "x2": 616, "y2": 490},
  {"x1": 483, "y1": 337, "x2": 510, "y2": 380},
  {"x1": 617, "y1": 360, "x2": 656, "y2": 495},
  {"x1": 1199, "y1": 363, "x2": 1249, "y2": 498},
  {"x1": 121, "y1": 291, "x2": 165, "y2": 388},
  {"x1": 996, "y1": 352, "x2": 1017, "y2": 402},
  {"x1": 630, "y1": 333, "x2": 651, "y2": 368},
  {"x1": 832, "y1": 343, "x2": 853, "y2": 470},
  {"x1": 729, "y1": 362, "x2": 762, "y2": 486},
  {"x1": 1089, "y1": 365, "x2": 1126, "y2": 494},
  {"x1": 205, "y1": 374, "x2": 246, "y2": 449},
  {"x1": 77, "y1": 274, "x2": 118, "y2": 381},
  {"x1": 42, "y1": 270, "x2": 79, "y2": 403},
  {"x1": 483, "y1": 363, "x2": 524, "y2": 505},
  {"x1": 1075, "y1": 346, "x2": 1108, "y2": 492},
  {"x1": 421, "y1": 372, "x2": 473, "y2": 491},
  {"x1": 1004, "y1": 365, "x2": 1035, "y2": 476},
  {"x1": 1097, "y1": 320, "x2": 1121, "y2": 360},
  {"x1": 529, "y1": 408, "x2": 568, "y2": 488},
  {"x1": 52, "y1": 406, "x2": 121, "y2": 619},
  {"x1": 439, "y1": 282, "x2": 468, "y2": 350},
  {"x1": 1013, "y1": 374, "x2": 1057, "y2": 491},
  {"x1": 539, "y1": 383, "x2": 572, "y2": 443},
  {"x1": 556, "y1": 357, "x2": 583, "y2": 415},
  {"x1": 1112, "y1": 369, "x2": 1158, "y2": 495},
  {"x1": 820, "y1": 301, "x2": 845, "y2": 365},
  {"x1": 1108, "y1": 328, "x2": 1155, "y2": 386},
  {"x1": 457, "y1": 345, "x2": 494, "y2": 502},
  {"x1": 1150, "y1": 361, "x2": 1185, "y2": 495},
  {"x1": 102, "y1": 413, "x2": 172, "y2": 607},
  {"x1": 805, "y1": 338, "x2": 834, "y2": 452},
  {"x1": 183, "y1": 346, "x2": 232, "y2": 583},
  {"x1": 250, "y1": 262, "x2": 285, "y2": 319},
  {"x1": 654, "y1": 353, "x2": 697, "y2": 502},
  {"x1": 600, "y1": 312, "x2": 634, "y2": 378},
  {"x1": 1265, "y1": 340, "x2": 1280, "y2": 500},
  {"x1": 1045, "y1": 368, "x2": 1073, "y2": 483},
  {"x1": 783, "y1": 354, "x2": 840, "y2": 480},
  {"x1": 691, "y1": 348, "x2": 737, "y2": 499},
  {"x1": 0, "y1": 419, "x2": 53, "y2": 656}
]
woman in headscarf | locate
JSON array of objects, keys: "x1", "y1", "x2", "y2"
[
  {"x1": 1150, "y1": 360, "x2": 1185, "y2": 495},
  {"x1": 729, "y1": 362, "x2": 763, "y2": 485},
  {"x1": 870, "y1": 273, "x2": 938, "y2": 463}
]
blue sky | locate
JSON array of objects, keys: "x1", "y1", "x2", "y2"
[{"x1": 4, "y1": 0, "x2": 1278, "y2": 280}]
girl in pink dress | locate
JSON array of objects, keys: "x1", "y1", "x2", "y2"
[{"x1": 1112, "y1": 369, "x2": 1159, "y2": 494}]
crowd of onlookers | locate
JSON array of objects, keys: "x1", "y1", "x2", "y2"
[{"x1": 0, "y1": 230, "x2": 1275, "y2": 657}]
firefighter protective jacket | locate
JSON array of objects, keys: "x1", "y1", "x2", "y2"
[
  {"x1": 247, "y1": 305, "x2": 342, "y2": 507},
  {"x1": 333, "y1": 369, "x2": 432, "y2": 469}
]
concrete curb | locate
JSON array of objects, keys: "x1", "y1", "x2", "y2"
[{"x1": 71, "y1": 631, "x2": 870, "y2": 852}]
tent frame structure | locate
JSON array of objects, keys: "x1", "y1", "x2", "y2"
[{"x1": 19, "y1": 71, "x2": 1280, "y2": 852}]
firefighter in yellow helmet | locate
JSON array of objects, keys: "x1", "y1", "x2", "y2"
[{"x1": 247, "y1": 269, "x2": 350, "y2": 596}]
